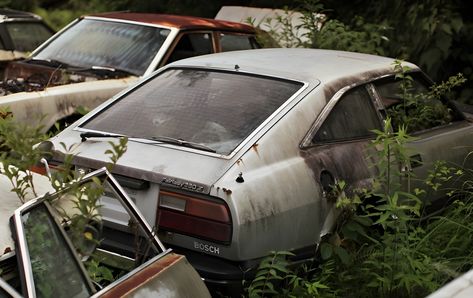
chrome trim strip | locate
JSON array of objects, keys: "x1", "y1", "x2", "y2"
[
  {"x1": 299, "y1": 70, "x2": 416, "y2": 148},
  {"x1": 0, "y1": 277, "x2": 22, "y2": 298}
]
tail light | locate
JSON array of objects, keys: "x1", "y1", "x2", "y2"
[
  {"x1": 29, "y1": 160, "x2": 62, "y2": 176},
  {"x1": 157, "y1": 191, "x2": 232, "y2": 244}
]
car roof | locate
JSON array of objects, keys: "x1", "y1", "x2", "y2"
[
  {"x1": 167, "y1": 48, "x2": 419, "y2": 84},
  {"x1": 87, "y1": 12, "x2": 255, "y2": 33},
  {"x1": 0, "y1": 8, "x2": 43, "y2": 21}
]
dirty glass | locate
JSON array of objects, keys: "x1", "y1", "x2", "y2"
[
  {"x1": 34, "y1": 19, "x2": 170, "y2": 75},
  {"x1": 21, "y1": 204, "x2": 92, "y2": 298},
  {"x1": 220, "y1": 33, "x2": 259, "y2": 51},
  {"x1": 314, "y1": 85, "x2": 381, "y2": 143},
  {"x1": 6, "y1": 22, "x2": 53, "y2": 52},
  {"x1": 82, "y1": 69, "x2": 303, "y2": 154},
  {"x1": 166, "y1": 33, "x2": 213, "y2": 64}
]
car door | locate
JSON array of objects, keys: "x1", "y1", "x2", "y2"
[
  {"x1": 301, "y1": 84, "x2": 383, "y2": 199},
  {"x1": 9, "y1": 168, "x2": 210, "y2": 298}
]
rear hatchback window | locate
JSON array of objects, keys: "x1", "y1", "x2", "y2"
[{"x1": 81, "y1": 68, "x2": 303, "y2": 154}]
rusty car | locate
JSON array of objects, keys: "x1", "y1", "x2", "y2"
[
  {"x1": 0, "y1": 167, "x2": 210, "y2": 297},
  {"x1": 0, "y1": 8, "x2": 54, "y2": 75},
  {"x1": 0, "y1": 11, "x2": 259, "y2": 132},
  {"x1": 42, "y1": 48, "x2": 473, "y2": 294}
]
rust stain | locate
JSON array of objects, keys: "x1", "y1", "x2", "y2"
[
  {"x1": 99, "y1": 253, "x2": 182, "y2": 298},
  {"x1": 300, "y1": 142, "x2": 378, "y2": 194},
  {"x1": 222, "y1": 188, "x2": 232, "y2": 195},
  {"x1": 251, "y1": 143, "x2": 259, "y2": 155},
  {"x1": 0, "y1": 110, "x2": 12, "y2": 119},
  {"x1": 88, "y1": 12, "x2": 255, "y2": 33}
]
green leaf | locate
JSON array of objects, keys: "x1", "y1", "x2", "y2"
[
  {"x1": 334, "y1": 246, "x2": 351, "y2": 265},
  {"x1": 320, "y1": 242, "x2": 333, "y2": 260}
]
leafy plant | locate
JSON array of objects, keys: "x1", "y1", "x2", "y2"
[
  {"x1": 387, "y1": 60, "x2": 466, "y2": 133},
  {"x1": 0, "y1": 108, "x2": 49, "y2": 202},
  {"x1": 0, "y1": 109, "x2": 128, "y2": 285}
]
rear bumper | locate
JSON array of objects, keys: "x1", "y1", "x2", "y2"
[{"x1": 168, "y1": 245, "x2": 259, "y2": 297}]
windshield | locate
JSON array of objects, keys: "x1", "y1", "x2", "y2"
[
  {"x1": 6, "y1": 21, "x2": 53, "y2": 52},
  {"x1": 81, "y1": 68, "x2": 303, "y2": 154},
  {"x1": 33, "y1": 18, "x2": 170, "y2": 76}
]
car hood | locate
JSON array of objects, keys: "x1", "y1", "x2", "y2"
[
  {"x1": 50, "y1": 132, "x2": 236, "y2": 195},
  {"x1": 0, "y1": 166, "x2": 53, "y2": 257}
]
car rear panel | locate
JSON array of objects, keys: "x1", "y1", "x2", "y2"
[{"x1": 99, "y1": 252, "x2": 210, "y2": 298}]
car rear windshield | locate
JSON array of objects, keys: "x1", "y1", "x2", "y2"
[
  {"x1": 33, "y1": 18, "x2": 170, "y2": 76},
  {"x1": 81, "y1": 68, "x2": 303, "y2": 155}
]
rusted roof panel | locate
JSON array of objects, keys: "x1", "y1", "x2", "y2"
[{"x1": 87, "y1": 12, "x2": 255, "y2": 33}]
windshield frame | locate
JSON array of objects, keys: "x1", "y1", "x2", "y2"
[
  {"x1": 75, "y1": 66, "x2": 309, "y2": 158},
  {"x1": 30, "y1": 16, "x2": 178, "y2": 77}
]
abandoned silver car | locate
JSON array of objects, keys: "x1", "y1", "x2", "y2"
[
  {"x1": 0, "y1": 168, "x2": 210, "y2": 297},
  {"x1": 45, "y1": 48, "x2": 473, "y2": 293}
]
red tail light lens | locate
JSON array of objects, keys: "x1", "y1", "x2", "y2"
[
  {"x1": 29, "y1": 162, "x2": 62, "y2": 176},
  {"x1": 157, "y1": 191, "x2": 232, "y2": 244}
]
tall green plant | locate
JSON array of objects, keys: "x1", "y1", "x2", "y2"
[{"x1": 0, "y1": 110, "x2": 128, "y2": 284}]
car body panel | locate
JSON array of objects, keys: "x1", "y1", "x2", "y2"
[
  {"x1": 98, "y1": 253, "x2": 209, "y2": 298},
  {"x1": 1, "y1": 77, "x2": 137, "y2": 129},
  {"x1": 0, "y1": 165, "x2": 53, "y2": 256},
  {"x1": 427, "y1": 269, "x2": 473, "y2": 298}
]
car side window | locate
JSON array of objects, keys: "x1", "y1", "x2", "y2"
[
  {"x1": 20, "y1": 203, "x2": 93, "y2": 298},
  {"x1": 219, "y1": 33, "x2": 260, "y2": 51},
  {"x1": 166, "y1": 33, "x2": 213, "y2": 64},
  {"x1": 313, "y1": 85, "x2": 381, "y2": 143},
  {"x1": 373, "y1": 74, "x2": 462, "y2": 133}
]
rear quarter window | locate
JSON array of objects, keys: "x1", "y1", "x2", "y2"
[{"x1": 219, "y1": 33, "x2": 260, "y2": 51}]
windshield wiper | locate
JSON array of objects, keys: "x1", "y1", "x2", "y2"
[
  {"x1": 73, "y1": 65, "x2": 138, "y2": 78},
  {"x1": 80, "y1": 131, "x2": 125, "y2": 142},
  {"x1": 80, "y1": 132, "x2": 216, "y2": 153},
  {"x1": 26, "y1": 58, "x2": 72, "y2": 68},
  {"x1": 150, "y1": 136, "x2": 216, "y2": 153}
]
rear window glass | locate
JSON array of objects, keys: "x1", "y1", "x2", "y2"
[{"x1": 81, "y1": 69, "x2": 303, "y2": 154}]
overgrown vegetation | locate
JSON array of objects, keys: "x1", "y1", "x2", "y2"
[
  {"x1": 244, "y1": 63, "x2": 471, "y2": 297},
  {"x1": 250, "y1": 0, "x2": 472, "y2": 104}
]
